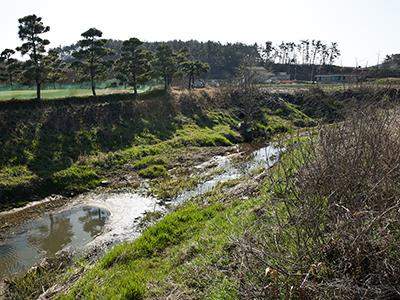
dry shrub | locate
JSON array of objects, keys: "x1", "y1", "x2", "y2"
[
  {"x1": 301, "y1": 108, "x2": 400, "y2": 211},
  {"x1": 234, "y1": 107, "x2": 400, "y2": 299}
]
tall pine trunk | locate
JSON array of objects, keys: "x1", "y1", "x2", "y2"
[
  {"x1": 90, "y1": 65, "x2": 96, "y2": 96},
  {"x1": 91, "y1": 78, "x2": 96, "y2": 96},
  {"x1": 35, "y1": 66, "x2": 41, "y2": 100},
  {"x1": 91, "y1": 74, "x2": 96, "y2": 96},
  {"x1": 36, "y1": 81, "x2": 41, "y2": 100},
  {"x1": 133, "y1": 84, "x2": 137, "y2": 96},
  {"x1": 133, "y1": 74, "x2": 138, "y2": 97}
]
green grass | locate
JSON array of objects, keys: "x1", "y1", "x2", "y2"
[
  {"x1": 58, "y1": 202, "x2": 225, "y2": 299},
  {"x1": 0, "y1": 89, "x2": 132, "y2": 101},
  {"x1": 133, "y1": 156, "x2": 167, "y2": 170},
  {"x1": 0, "y1": 118, "x2": 243, "y2": 209},
  {"x1": 50, "y1": 164, "x2": 103, "y2": 192},
  {"x1": 138, "y1": 165, "x2": 168, "y2": 178},
  {"x1": 169, "y1": 124, "x2": 241, "y2": 147},
  {"x1": 0, "y1": 165, "x2": 39, "y2": 209},
  {"x1": 0, "y1": 165, "x2": 38, "y2": 188}
]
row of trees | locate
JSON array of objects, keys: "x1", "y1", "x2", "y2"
[
  {"x1": 259, "y1": 40, "x2": 341, "y2": 81},
  {"x1": 0, "y1": 15, "x2": 210, "y2": 100},
  {"x1": 260, "y1": 40, "x2": 341, "y2": 66},
  {"x1": 57, "y1": 40, "x2": 261, "y2": 79}
]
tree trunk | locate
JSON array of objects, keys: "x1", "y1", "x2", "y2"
[
  {"x1": 36, "y1": 81, "x2": 41, "y2": 100},
  {"x1": 133, "y1": 84, "x2": 137, "y2": 96},
  {"x1": 164, "y1": 75, "x2": 168, "y2": 90},
  {"x1": 91, "y1": 76, "x2": 96, "y2": 96},
  {"x1": 90, "y1": 65, "x2": 96, "y2": 96}
]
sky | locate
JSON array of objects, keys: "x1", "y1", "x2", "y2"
[{"x1": 1, "y1": 0, "x2": 399, "y2": 67}]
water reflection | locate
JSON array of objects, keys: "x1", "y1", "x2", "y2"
[
  {"x1": 0, "y1": 206, "x2": 109, "y2": 279},
  {"x1": 28, "y1": 214, "x2": 73, "y2": 255},
  {"x1": 79, "y1": 207, "x2": 108, "y2": 237}
]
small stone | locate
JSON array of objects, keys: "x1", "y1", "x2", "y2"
[{"x1": 100, "y1": 180, "x2": 111, "y2": 187}]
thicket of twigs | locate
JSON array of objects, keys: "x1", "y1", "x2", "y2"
[{"x1": 234, "y1": 106, "x2": 400, "y2": 299}]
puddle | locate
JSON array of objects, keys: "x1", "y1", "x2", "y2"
[
  {"x1": 77, "y1": 191, "x2": 159, "y2": 246},
  {"x1": 0, "y1": 206, "x2": 109, "y2": 278}
]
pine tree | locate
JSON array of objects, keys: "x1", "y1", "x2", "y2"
[
  {"x1": 0, "y1": 49, "x2": 20, "y2": 89},
  {"x1": 118, "y1": 38, "x2": 153, "y2": 96},
  {"x1": 73, "y1": 28, "x2": 111, "y2": 96},
  {"x1": 16, "y1": 15, "x2": 50, "y2": 100}
]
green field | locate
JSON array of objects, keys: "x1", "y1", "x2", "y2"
[{"x1": 0, "y1": 88, "x2": 149, "y2": 101}]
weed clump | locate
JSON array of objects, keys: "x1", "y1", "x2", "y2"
[
  {"x1": 138, "y1": 165, "x2": 167, "y2": 178},
  {"x1": 51, "y1": 165, "x2": 102, "y2": 192},
  {"x1": 234, "y1": 107, "x2": 400, "y2": 299}
]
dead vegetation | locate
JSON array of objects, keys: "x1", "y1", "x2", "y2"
[{"x1": 233, "y1": 107, "x2": 400, "y2": 299}]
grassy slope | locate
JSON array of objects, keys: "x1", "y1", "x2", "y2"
[{"x1": 0, "y1": 88, "x2": 312, "y2": 210}]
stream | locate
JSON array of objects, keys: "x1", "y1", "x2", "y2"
[{"x1": 0, "y1": 144, "x2": 282, "y2": 279}]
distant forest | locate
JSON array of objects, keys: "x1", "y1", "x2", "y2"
[
  {"x1": 55, "y1": 39, "x2": 399, "y2": 81},
  {"x1": 56, "y1": 40, "x2": 261, "y2": 79}
]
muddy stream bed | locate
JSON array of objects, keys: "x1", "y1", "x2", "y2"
[{"x1": 0, "y1": 144, "x2": 282, "y2": 280}]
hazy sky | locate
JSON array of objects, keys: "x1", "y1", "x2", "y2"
[{"x1": 1, "y1": 0, "x2": 399, "y2": 66}]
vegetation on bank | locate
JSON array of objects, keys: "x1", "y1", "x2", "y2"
[
  {"x1": 2, "y1": 86, "x2": 399, "y2": 210},
  {"x1": 52, "y1": 107, "x2": 400, "y2": 300},
  {"x1": 0, "y1": 87, "x2": 312, "y2": 209}
]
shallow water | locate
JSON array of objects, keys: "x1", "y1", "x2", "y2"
[
  {"x1": 0, "y1": 144, "x2": 282, "y2": 279},
  {"x1": 76, "y1": 191, "x2": 158, "y2": 245},
  {"x1": 0, "y1": 206, "x2": 109, "y2": 278},
  {"x1": 175, "y1": 144, "x2": 282, "y2": 203}
]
